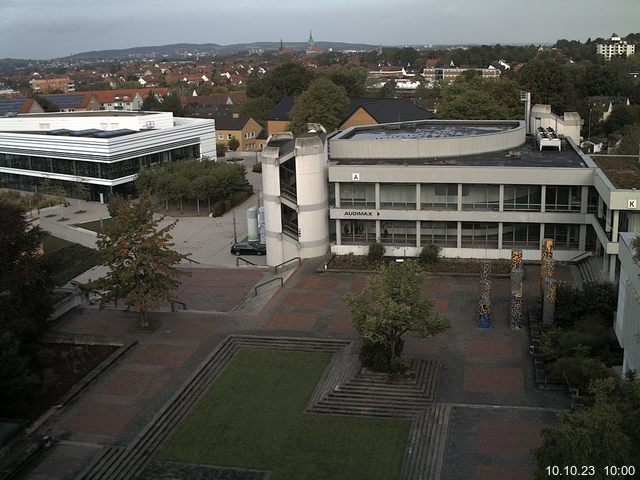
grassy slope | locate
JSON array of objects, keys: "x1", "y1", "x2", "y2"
[
  {"x1": 43, "y1": 235, "x2": 98, "y2": 285},
  {"x1": 157, "y1": 349, "x2": 410, "y2": 480}
]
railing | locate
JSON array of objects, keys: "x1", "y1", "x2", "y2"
[
  {"x1": 254, "y1": 277, "x2": 283, "y2": 296},
  {"x1": 171, "y1": 301, "x2": 187, "y2": 312},
  {"x1": 569, "y1": 251, "x2": 593, "y2": 264},
  {"x1": 236, "y1": 257, "x2": 258, "y2": 266},
  {"x1": 184, "y1": 256, "x2": 201, "y2": 265},
  {"x1": 274, "y1": 256, "x2": 301, "y2": 274}
]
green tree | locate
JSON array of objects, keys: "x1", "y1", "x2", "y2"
[
  {"x1": 141, "y1": 90, "x2": 161, "y2": 110},
  {"x1": 344, "y1": 260, "x2": 449, "y2": 371},
  {"x1": 438, "y1": 74, "x2": 520, "y2": 120},
  {"x1": 0, "y1": 202, "x2": 53, "y2": 341},
  {"x1": 618, "y1": 123, "x2": 640, "y2": 154},
  {"x1": 227, "y1": 136, "x2": 240, "y2": 152},
  {"x1": 88, "y1": 196, "x2": 189, "y2": 327},
  {"x1": 238, "y1": 95, "x2": 275, "y2": 126},
  {"x1": 517, "y1": 59, "x2": 575, "y2": 113},
  {"x1": 289, "y1": 78, "x2": 349, "y2": 134},
  {"x1": 216, "y1": 141, "x2": 228, "y2": 157},
  {"x1": 534, "y1": 375, "x2": 640, "y2": 478},
  {"x1": 330, "y1": 67, "x2": 368, "y2": 97},
  {"x1": 246, "y1": 62, "x2": 315, "y2": 104},
  {"x1": 380, "y1": 80, "x2": 396, "y2": 98}
]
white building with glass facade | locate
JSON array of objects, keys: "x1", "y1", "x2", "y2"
[
  {"x1": 261, "y1": 115, "x2": 640, "y2": 284},
  {"x1": 0, "y1": 111, "x2": 216, "y2": 201}
]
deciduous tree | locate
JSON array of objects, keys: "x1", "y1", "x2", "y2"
[
  {"x1": 344, "y1": 260, "x2": 449, "y2": 371},
  {"x1": 289, "y1": 78, "x2": 349, "y2": 134},
  {"x1": 88, "y1": 196, "x2": 189, "y2": 327}
]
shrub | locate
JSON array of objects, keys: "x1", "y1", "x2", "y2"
[
  {"x1": 550, "y1": 354, "x2": 615, "y2": 393},
  {"x1": 419, "y1": 243, "x2": 441, "y2": 265},
  {"x1": 367, "y1": 242, "x2": 385, "y2": 262},
  {"x1": 252, "y1": 162, "x2": 262, "y2": 173},
  {"x1": 211, "y1": 201, "x2": 226, "y2": 217},
  {"x1": 227, "y1": 136, "x2": 240, "y2": 152},
  {"x1": 216, "y1": 142, "x2": 227, "y2": 157}
]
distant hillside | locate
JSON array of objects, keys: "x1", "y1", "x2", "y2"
[{"x1": 63, "y1": 41, "x2": 380, "y2": 60}]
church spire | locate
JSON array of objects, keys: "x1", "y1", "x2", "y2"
[
  {"x1": 308, "y1": 29, "x2": 315, "y2": 51},
  {"x1": 279, "y1": 38, "x2": 284, "y2": 52}
]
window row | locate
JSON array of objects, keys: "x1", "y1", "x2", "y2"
[
  {"x1": 339, "y1": 220, "x2": 586, "y2": 250},
  {"x1": 336, "y1": 183, "x2": 597, "y2": 212}
]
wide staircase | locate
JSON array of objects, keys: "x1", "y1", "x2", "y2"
[{"x1": 573, "y1": 255, "x2": 604, "y2": 287}]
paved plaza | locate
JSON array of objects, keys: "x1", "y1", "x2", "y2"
[{"x1": 17, "y1": 257, "x2": 572, "y2": 480}]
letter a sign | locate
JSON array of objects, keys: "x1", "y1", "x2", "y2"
[{"x1": 352, "y1": 172, "x2": 360, "y2": 181}]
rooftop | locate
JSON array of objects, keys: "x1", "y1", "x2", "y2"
[
  {"x1": 591, "y1": 155, "x2": 640, "y2": 189},
  {"x1": 15, "y1": 110, "x2": 156, "y2": 118},
  {"x1": 342, "y1": 122, "x2": 516, "y2": 140},
  {"x1": 331, "y1": 137, "x2": 587, "y2": 168}
]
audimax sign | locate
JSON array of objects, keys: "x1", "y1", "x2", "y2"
[{"x1": 343, "y1": 211, "x2": 380, "y2": 217}]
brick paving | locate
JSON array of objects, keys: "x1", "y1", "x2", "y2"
[{"x1": 19, "y1": 262, "x2": 574, "y2": 479}]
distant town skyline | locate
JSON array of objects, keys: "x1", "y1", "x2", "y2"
[{"x1": 1, "y1": 0, "x2": 639, "y2": 59}]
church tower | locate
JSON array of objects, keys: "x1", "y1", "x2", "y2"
[{"x1": 308, "y1": 30, "x2": 315, "y2": 51}]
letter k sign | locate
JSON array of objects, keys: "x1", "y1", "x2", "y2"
[{"x1": 629, "y1": 199, "x2": 637, "y2": 209}]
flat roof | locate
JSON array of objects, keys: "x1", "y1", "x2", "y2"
[
  {"x1": 591, "y1": 155, "x2": 640, "y2": 189},
  {"x1": 342, "y1": 122, "x2": 518, "y2": 140},
  {"x1": 17, "y1": 111, "x2": 156, "y2": 118},
  {"x1": 331, "y1": 137, "x2": 587, "y2": 168}
]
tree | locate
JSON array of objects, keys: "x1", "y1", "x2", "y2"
[
  {"x1": 517, "y1": 59, "x2": 575, "y2": 113},
  {"x1": 289, "y1": 78, "x2": 349, "y2": 134},
  {"x1": 246, "y1": 62, "x2": 315, "y2": 104},
  {"x1": 618, "y1": 123, "x2": 640, "y2": 154},
  {"x1": 141, "y1": 91, "x2": 161, "y2": 111},
  {"x1": 0, "y1": 202, "x2": 53, "y2": 341},
  {"x1": 344, "y1": 260, "x2": 449, "y2": 371},
  {"x1": 330, "y1": 67, "x2": 369, "y2": 97},
  {"x1": 381, "y1": 80, "x2": 396, "y2": 98},
  {"x1": 227, "y1": 136, "x2": 240, "y2": 152},
  {"x1": 238, "y1": 95, "x2": 275, "y2": 126},
  {"x1": 534, "y1": 375, "x2": 640, "y2": 478},
  {"x1": 88, "y1": 196, "x2": 189, "y2": 327},
  {"x1": 216, "y1": 141, "x2": 228, "y2": 157}
]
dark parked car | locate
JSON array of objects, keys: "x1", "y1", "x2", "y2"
[{"x1": 230, "y1": 241, "x2": 266, "y2": 256}]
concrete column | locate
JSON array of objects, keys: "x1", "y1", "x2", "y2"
[
  {"x1": 605, "y1": 207, "x2": 612, "y2": 233},
  {"x1": 579, "y1": 224, "x2": 587, "y2": 251},
  {"x1": 498, "y1": 223, "x2": 503, "y2": 250},
  {"x1": 609, "y1": 254, "x2": 617, "y2": 282},
  {"x1": 612, "y1": 210, "x2": 620, "y2": 241},
  {"x1": 335, "y1": 183, "x2": 340, "y2": 208},
  {"x1": 457, "y1": 184, "x2": 463, "y2": 211},
  {"x1": 336, "y1": 219, "x2": 342, "y2": 245},
  {"x1": 539, "y1": 224, "x2": 545, "y2": 251},
  {"x1": 602, "y1": 252, "x2": 609, "y2": 275},
  {"x1": 416, "y1": 220, "x2": 421, "y2": 248},
  {"x1": 416, "y1": 184, "x2": 421, "y2": 211},
  {"x1": 540, "y1": 185, "x2": 546, "y2": 213},
  {"x1": 499, "y1": 184, "x2": 504, "y2": 212},
  {"x1": 580, "y1": 186, "x2": 589, "y2": 214},
  {"x1": 457, "y1": 221, "x2": 462, "y2": 249},
  {"x1": 597, "y1": 197, "x2": 603, "y2": 218},
  {"x1": 375, "y1": 183, "x2": 380, "y2": 210},
  {"x1": 375, "y1": 220, "x2": 381, "y2": 242}
]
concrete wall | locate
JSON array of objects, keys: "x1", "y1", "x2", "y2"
[
  {"x1": 615, "y1": 233, "x2": 640, "y2": 375},
  {"x1": 529, "y1": 105, "x2": 581, "y2": 144},
  {"x1": 0, "y1": 111, "x2": 175, "y2": 132}
]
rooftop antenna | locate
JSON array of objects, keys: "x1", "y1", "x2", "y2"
[{"x1": 520, "y1": 91, "x2": 531, "y2": 134}]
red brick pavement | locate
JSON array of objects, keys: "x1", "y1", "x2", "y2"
[
  {"x1": 154, "y1": 318, "x2": 219, "y2": 341},
  {"x1": 53, "y1": 310, "x2": 136, "y2": 337},
  {"x1": 63, "y1": 401, "x2": 140, "y2": 436},
  {"x1": 295, "y1": 275, "x2": 343, "y2": 290},
  {"x1": 130, "y1": 344, "x2": 197, "y2": 368},
  {"x1": 463, "y1": 367, "x2": 524, "y2": 394},
  {"x1": 280, "y1": 292, "x2": 332, "y2": 309},
  {"x1": 476, "y1": 420, "x2": 547, "y2": 456},
  {"x1": 95, "y1": 370, "x2": 171, "y2": 399},
  {"x1": 475, "y1": 465, "x2": 534, "y2": 480},
  {"x1": 466, "y1": 336, "x2": 522, "y2": 360},
  {"x1": 423, "y1": 277, "x2": 454, "y2": 297},
  {"x1": 263, "y1": 311, "x2": 319, "y2": 331}
]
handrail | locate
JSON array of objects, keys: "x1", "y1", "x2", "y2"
[
  {"x1": 171, "y1": 300, "x2": 187, "y2": 312},
  {"x1": 236, "y1": 257, "x2": 257, "y2": 266},
  {"x1": 274, "y1": 256, "x2": 301, "y2": 273},
  {"x1": 569, "y1": 251, "x2": 592, "y2": 264},
  {"x1": 184, "y1": 256, "x2": 201, "y2": 264},
  {"x1": 254, "y1": 277, "x2": 283, "y2": 296}
]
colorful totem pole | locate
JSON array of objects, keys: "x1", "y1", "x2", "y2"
[
  {"x1": 510, "y1": 249, "x2": 524, "y2": 329},
  {"x1": 540, "y1": 239, "x2": 556, "y2": 325},
  {"x1": 478, "y1": 261, "x2": 491, "y2": 328}
]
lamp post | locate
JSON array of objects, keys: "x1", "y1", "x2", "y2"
[{"x1": 588, "y1": 108, "x2": 592, "y2": 141}]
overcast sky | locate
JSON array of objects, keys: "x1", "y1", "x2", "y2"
[{"x1": 1, "y1": 0, "x2": 639, "y2": 59}]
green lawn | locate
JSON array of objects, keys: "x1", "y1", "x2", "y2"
[
  {"x1": 43, "y1": 235, "x2": 98, "y2": 285},
  {"x1": 156, "y1": 350, "x2": 410, "y2": 480},
  {"x1": 74, "y1": 218, "x2": 112, "y2": 232}
]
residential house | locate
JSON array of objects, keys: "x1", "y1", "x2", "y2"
[
  {"x1": 29, "y1": 76, "x2": 75, "y2": 93},
  {"x1": 181, "y1": 92, "x2": 247, "y2": 119},
  {"x1": 587, "y1": 96, "x2": 631, "y2": 123},
  {"x1": 42, "y1": 93, "x2": 101, "y2": 112},
  {"x1": 215, "y1": 114, "x2": 263, "y2": 152},
  {"x1": 0, "y1": 97, "x2": 44, "y2": 116},
  {"x1": 597, "y1": 34, "x2": 636, "y2": 61}
]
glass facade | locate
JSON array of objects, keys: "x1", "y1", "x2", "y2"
[
  {"x1": 341, "y1": 220, "x2": 375, "y2": 245},
  {"x1": 421, "y1": 184, "x2": 457, "y2": 210},
  {"x1": 544, "y1": 223, "x2": 579, "y2": 250},
  {"x1": 340, "y1": 183, "x2": 375, "y2": 208},
  {"x1": 546, "y1": 186, "x2": 581, "y2": 212},
  {"x1": 461, "y1": 222, "x2": 499, "y2": 248},
  {"x1": 462, "y1": 185, "x2": 500, "y2": 211},
  {"x1": 503, "y1": 185, "x2": 542, "y2": 211},
  {"x1": 381, "y1": 221, "x2": 416, "y2": 245},
  {"x1": 502, "y1": 223, "x2": 541, "y2": 249},
  {"x1": 421, "y1": 221, "x2": 457, "y2": 247},
  {"x1": 380, "y1": 184, "x2": 416, "y2": 209}
]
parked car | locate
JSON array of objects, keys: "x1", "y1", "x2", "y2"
[{"x1": 231, "y1": 240, "x2": 266, "y2": 256}]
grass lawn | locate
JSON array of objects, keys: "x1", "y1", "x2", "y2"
[
  {"x1": 74, "y1": 218, "x2": 112, "y2": 232},
  {"x1": 156, "y1": 350, "x2": 410, "y2": 480},
  {"x1": 43, "y1": 235, "x2": 98, "y2": 285}
]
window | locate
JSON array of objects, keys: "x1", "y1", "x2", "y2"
[
  {"x1": 544, "y1": 224, "x2": 579, "y2": 250},
  {"x1": 380, "y1": 183, "x2": 416, "y2": 209},
  {"x1": 340, "y1": 183, "x2": 375, "y2": 208},
  {"x1": 502, "y1": 223, "x2": 541, "y2": 249},
  {"x1": 462, "y1": 185, "x2": 499, "y2": 211},
  {"x1": 421, "y1": 221, "x2": 457, "y2": 247},
  {"x1": 546, "y1": 186, "x2": 581, "y2": 212},
  {"x1": 218, "y1": 135, "x2": 224, "y2": 140},
  {"x1": 381, "y1": 221, "x2": 416, "y2": 245},
  {"x1": 421, "y1": 184, "x2": 457, "y2": 210},
  {"x1": 461, "y1": 223, "x2": 499, "y2": 248},
  {"x1": 342, "y1": 220, "x2": 375, "y2": 245},
  {"x1": 227, "y1": 134, "x2": 232, "y2": 140},
  {"x1": 503, "y1": 185, "x2": 541, "y2": 211}
]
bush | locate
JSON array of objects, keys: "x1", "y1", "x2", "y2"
[
  {"x1": 550, "y1": 354, "x2": 615, "y2": 392},
  {"x1": 419, "y1": 243, "x2": 441, "y2": 265},
  {"x1": 212, "y1": 201, "x2": 226, "y2": 217},
  {"x1": 367, "y1": 242, "x2": 385, "y2": 262},
  {"x1": 252, "y1": 162, "x2": 262, "y2": 173},
  {"x1": 216, "y1": 142, "x2": 227, "y2": 157}
]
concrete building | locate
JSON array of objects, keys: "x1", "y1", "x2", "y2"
[
  {"x1": 422, "y1": 65, "x2": 501, "y2": 83},
  {"x1": 260, "y1": 108, "x2": 640, "y2": 282},
  {"x1": 29, "y1": 77, "x2": 75, "y2": 93},
  {"x1": 0, "y1": 111, "x2": 215, "y2": 201},
  {"x1": 614, "y1": 233, "x2": 640, "y2": 375},
  {"x1": 596, "y1": 34, "x2": 636, "y2": 61}
]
